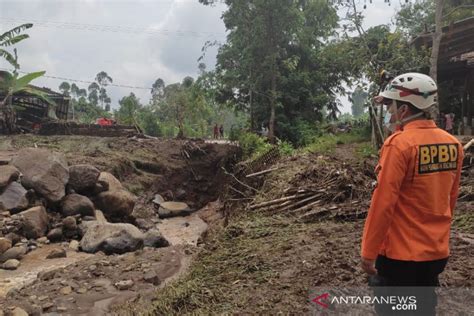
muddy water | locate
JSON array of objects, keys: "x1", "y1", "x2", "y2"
[
  {"x1": 0, "y1": 212, "x2": 209, "y2": 314},
  {"x1": 0, "y1": 245, "x2": 93, "y2": 298}
]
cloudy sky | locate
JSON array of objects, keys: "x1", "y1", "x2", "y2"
[{"x1": 0, "y1": 0, "x2": 401, "y2": 113}]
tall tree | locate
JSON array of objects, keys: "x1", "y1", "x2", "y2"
[
  {"x1": 95, "y1": 71, "x2": 113, "y2": 111},
  {"x1": 59, "y1": 82, "x2": 71, "y2": 96},
  {"x1": 116, "y1": 93, "x2": 142, "y2": 126},
  {"x1": 87, "y1": 82, "x2": 99, "y2": 106},
  {"x1": 350, "y1": 87, "x2": 368, "y2": 117},
  {"x1": 201, "y1": 0, "x2": 341, "y2": 143}
]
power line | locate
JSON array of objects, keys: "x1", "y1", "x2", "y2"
[
  {"x1": 0, "y1": 17, "x2": 226, "y2": 38},
  {"x1": 0, "y1": 67, "x2": 153, "y2": 91}
]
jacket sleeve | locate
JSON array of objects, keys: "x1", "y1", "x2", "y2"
[
  {"x1": 361, "y1": 143, "x2": 408, "y2": 260},
  {"x1": 449, "y1": 143, "x2": 464, "y2": 216}
]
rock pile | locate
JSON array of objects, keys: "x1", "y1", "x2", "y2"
[{"x1": 0, "y1": 148, "x2": 169, "y2": 270}]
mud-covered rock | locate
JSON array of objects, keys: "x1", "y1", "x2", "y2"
[
  {"x1": 97, "y1": 172, "x2": 123, "y2": 192},
  {"x1": 80, "y1": 221, "x2": 144, "y2": 254},
  {"x1": 2, "y1": 258, "x2": 20, "y2": 270},
  {"x1": 68, "y1": 165, "x2": 100, "y2": 193},
  {"x1": 46, "y1": 228, "x2": 63, "y2": 242},
  {"x1": 60, "y1": 194, "x2": 95, "y2": 217},
  {"x1": 62, "y1": 216, "x2": 77, "y2": 230},
  {"x1": 46, "y1": 248, "x2": 67, "y2": 259},
  {"x1": 0, "y1": 182, "x2": 29, "y2": 213},
  {"x1": 5, "y1": 232, "x2": 21, "y2": 246},
  {"x1": 0, "y1": 237, "x2": 12, "y2": 254},
  {"x1": 94, "y1": 190, "x2": 136, "y2": 219},
  {"x1": 19, "y1": 206, "x2": 49, "y2": 239},
  {"x1": 12, "y1": 148, "x2": 69, "y2": 203},
  {"x1": 143, "y1": 229, "x2": 169, "y2": 248},
  {"x1": 0, "y1": 165, "x2": 20, "y2": 190},
  {"x1": 158, "y1": 201, "x2": 191, "y2": 218},
  {"x1": 0, "y1": 244, "x2": 27, "y2": 263}
]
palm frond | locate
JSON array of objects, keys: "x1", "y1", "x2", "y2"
[
  {"x1": 0, "y1": 34, "x2": 29, "y2": 47},
  {"x1": 0, "y1": 49, "x2": 19, "y2": 69},
  {"x1": 0, "y1": 71, "x2": 14, "y2": 91},
  {"x1": 0, "y1": 24, "x2": 33, "y2": 41}
]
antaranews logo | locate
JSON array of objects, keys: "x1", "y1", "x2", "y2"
[
  {"x1": 312, "y1": 293, "x2": 330, "y2": 308},
  {"x1": 310, "y1": 288, "x2": 417, "y2": 313}
]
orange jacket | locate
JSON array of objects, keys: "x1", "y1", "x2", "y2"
[{"x1": 361, "y1": 120, "x2": 464, "y2": 261}]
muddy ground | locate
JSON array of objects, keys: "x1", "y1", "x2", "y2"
[{"x1": 0, "y1": 136, "x2": 472, "y2": 315}]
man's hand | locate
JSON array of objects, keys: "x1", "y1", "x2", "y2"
[{"x1": 361, "y1": 257, "x2": 377, "y2": 275}]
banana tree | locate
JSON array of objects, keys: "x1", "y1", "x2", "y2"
[
  {"x1": 0, "y1": 23, "x2": 33, "y2": 69},
  {"x1": 0, "y1": 70, "x2": 52, "y2": 134},
  {"x1": 0, "y1": 23, "x2": 54, "y2": 134}
]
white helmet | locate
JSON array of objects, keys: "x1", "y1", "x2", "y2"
[{"x1": 379, "y1": 72, "x2": 438, "y2": 110}]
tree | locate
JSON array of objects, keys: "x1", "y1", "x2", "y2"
[
  {"x1": 201, "y1": 0, "x2": 341, "y2": 144},
  {"x1": 0, "y1": 23, "x2": 32, "y2": 69},
  {"x1": 151, "y1": 78, "x2": 165, "y2": 103},
  {"x1": 350, "y1": 87, "x2": 368, "y2": 117},
  {"x1": 59, "y1": 82, "x2": 71, "y2": 96},
  {"x1": 116, "y1": 93, "x2": 142, "y2": 126},
  {"x1": 95, "y1": 71, "x2": 113, "y2": 111},
  {"x1": 0, "y1": 24, "x2": 50, "y2": 134},
  {"x1": 87, "y1": 82, "x2": 99, "y2": 106}
]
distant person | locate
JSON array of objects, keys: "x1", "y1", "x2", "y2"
[
  {"x1": 213, "y1": 124, "x2": 219, "y2": 139},
  {"x1": 219, "y1": 124, "x2": 224, "y2": 139},
  {"x1": 445, "y1": 113, "x2": 454, "y2": 134}
]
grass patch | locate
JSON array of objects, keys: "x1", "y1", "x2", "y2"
[
  {"x1": 355, "y1": 142, "x2": 378, "y2": 158},
  {"x1": 302, "y1": 128, "x2": 370, "y2": 154},
  {"x1": 138, "y1": 212, "x2": 307, "y2": 315}
]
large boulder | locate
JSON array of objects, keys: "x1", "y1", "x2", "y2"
[
  {"x1": 68, "y1": 164, "x2": 100, "y2": 193},
  {"x1": 19, "y1": 206, "x2": 49, "y2": 239},
  {"x1": 0, "y1": 182, "x2": 29, "y2": 213},
  {"x1": 0, "y1": 237, "x2": 12, "y2": 254},
  {"x1": 60, "y1": 194, "x2": 95, "y2": 217},
  {"x1": 94, "y1": 190, "x2": 136, "y2": 219},
  {"x1": 97, "y1": 172, "x2": 123, "y2": 192},
  {"x1": 80, "y1": 221, "x2": 144, "y2": 254},
  {"x1": 12, "y1": 148, "x2": 69, "y2": 203},
  {"x1": 0, "y1": 244, "x2": 27, "y2": 263},
  {"x1": 0, "y1": 165, "x2": 20, "y2": 190}
]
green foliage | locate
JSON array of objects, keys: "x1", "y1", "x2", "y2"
[
  {"x1": 302, "y1": 127, "x2": 370, "y2": 154},
  {"x1": 238, "y1": 132, "x2": 272, "y2": 159},
  {"x1": 202, "y1": 0, "x2": 343, "y2": 140},
  {"x1": 395, "y1": 0, "x2": 474, "y2": 38},
  {"x1": 355, "y1": 142, "x2": 378, "y2": 158},
  {"x1": 115, "y1": 93, "x2": 142, "y2": 126},
  {"x1": 137, "y1": 107, "x2": 162, "y2": 137},
  {"x1": 0, "y1": 23, "x2": 33, "y2": 69}
]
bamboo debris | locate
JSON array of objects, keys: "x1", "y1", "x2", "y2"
[
  {"x1": 246, "y1": 167, "x2": 280, "y2": 178},
  {"x1": 249, "y1": 192, "x2": 312, "y2": 210}
]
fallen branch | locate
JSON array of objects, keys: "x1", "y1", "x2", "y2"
[
  {"x1": 222, "y1": 167, "x2": 259, "y2": 194},
  {"x1": 245, "y1": 167, "x2": 280, "y2": 178},
  {"x1": 229, "y1": 185, "x2": 248, "y2": 198},
  {"x1": 464, "y1": 138, "x2": 474, "y2": 151},
  {"x1": 291, "y1": 199, "x2": 323, "y2": 214},
  {"x1": 250, "y1": 192, "x2": 311, "y2": 210}
]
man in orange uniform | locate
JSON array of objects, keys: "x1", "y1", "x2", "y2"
[{"x1": 360, "y1": 73, "x2": 464, "y2": 315}]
